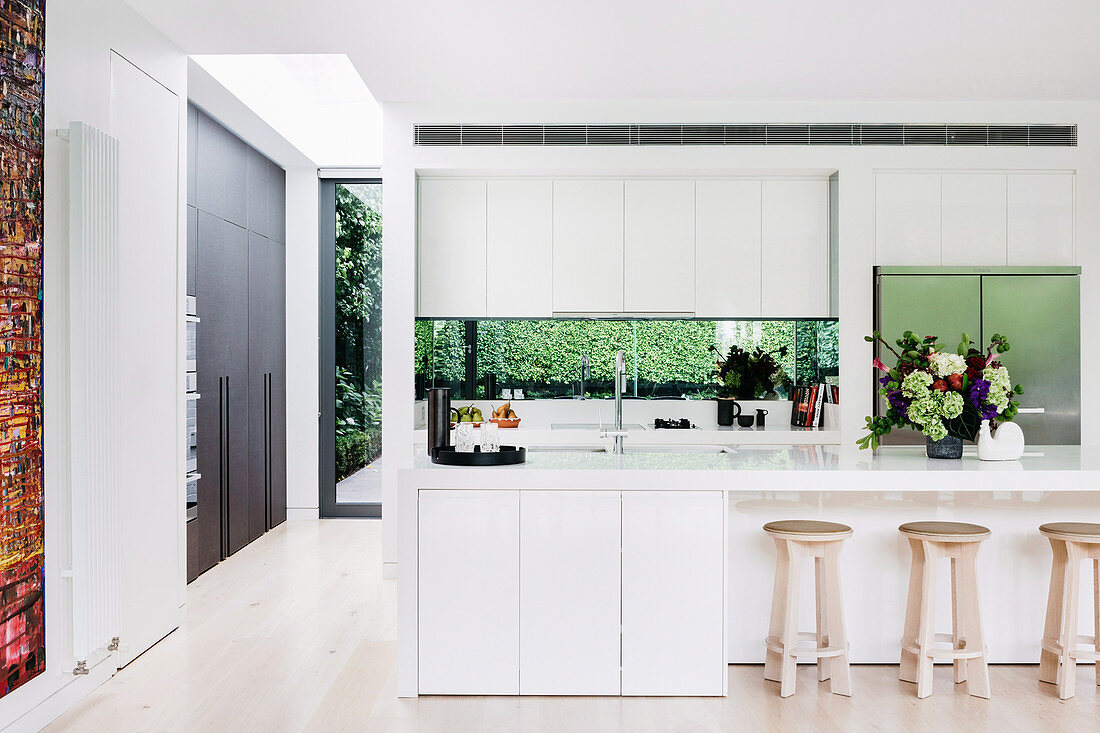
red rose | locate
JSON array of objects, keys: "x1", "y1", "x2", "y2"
[
  {"x1": 947, "y1": 374, "x2": 964, "y2": 391},
  {"x1": 966, "y1": 354, "x2": 986, "y2": 372},
  {"x1": 932, "y1": 380, "x2": 948, "y2": 392}
]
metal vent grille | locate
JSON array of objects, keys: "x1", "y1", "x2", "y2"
[{"x1": 414, "y1": 123, "x2": 1077, "y2": 147}]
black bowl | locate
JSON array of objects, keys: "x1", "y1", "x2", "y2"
[{"x1": 736, "y1": 415, "x2": 755, "y2": 428}]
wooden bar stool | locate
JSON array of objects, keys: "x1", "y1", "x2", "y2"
[
  {"x1": 763, "y1": 520, "x2": 853, "y2": 698},
  {"x1": 898, "y1": 521, "x2": 991, "y2": 699},
  {"x1": 1038, "y1": 522, "x2": 1100, "y2": 699}
]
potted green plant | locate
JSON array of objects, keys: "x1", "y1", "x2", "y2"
[{"x1": 710, "y1": 345, "x2": 790, "y2": 425}]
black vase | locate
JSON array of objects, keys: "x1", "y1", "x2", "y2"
[
  {"x1": 926, "y1": 434, "x2": 963, "y2": 459},
  {"x1": 717, "y1": 398, "x2": 742, "y2": 426}
]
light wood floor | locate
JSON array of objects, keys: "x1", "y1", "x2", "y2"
[{"x1": 47, "y1": 520, "x2": 1099, "y2": 732}]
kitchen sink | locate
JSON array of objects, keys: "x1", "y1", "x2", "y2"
[
  {"x1": 626, "y1": 445, "x2": 731, "y2": 454},
  {"x1": 551, "y1": 422, "x2": 647, "y2": 431},
  {"x1": 527, "y1": 445, "x2": 609, "y2": 453}
]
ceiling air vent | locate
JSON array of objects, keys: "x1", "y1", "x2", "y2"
[
  {"x1": 414, "y1": 123, "x2": 1077, "y2": 147},
  {"x1": 766, "y1": 125, "x2": 810, "y2": 145},
  {"x1": 810, "y1": 125, "x2": 854, "y2": 145}
]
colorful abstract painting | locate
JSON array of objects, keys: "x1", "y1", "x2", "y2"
[{"x1": 0, "y1": 0, "x2": 44, "y2": 699}]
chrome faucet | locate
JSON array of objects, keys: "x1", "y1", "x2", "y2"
[
  {"x1": 601, "y1": 350, "x2": 629, "y2": 454},
  {"x1": 575, "y1": 354, "x2": 590, "y2": 400}
]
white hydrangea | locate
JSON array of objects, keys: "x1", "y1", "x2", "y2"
[
  {"x1": 901, "y1": 371, "x2": 933, "y2": 398},
  {"x1": 930, "y1": 352, "x2": 967, "y2": 378},
  {"x1": 940, "y1": 390, "x2": 964, "y2": 419},
  {"x1": 983, "y1": 366, "x2": 1013, "y2": 409}
]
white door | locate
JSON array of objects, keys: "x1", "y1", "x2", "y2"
[
  {"x1": 621, "y1": 491, "x2": 725, "y2": 696},
  {"x1": 418, "y1": 179, "x2": 487, "y2": 317},
  {"x1": 418, "y1": 490, "x2": 519, "y2": 694},
  {"x1": 624, "y1": 180, "x2": 695, "y2": 313},
  {"x1": 109, "y1": 53, "x2": 182, "y2": 667},
  {"x1": 487, "y1": 180, "x2": 553, "y2": 316},
  {"x1": 875, "y1": 173, "x2": 941, "y2": 265},
  {"x1": 760, "y1": 180, "x2": 830, "y2": 317},
  {"x1": 520, "y1": 491, "x2": 621, "y2": 694},
  {"x1": 1008, "y1": 173, "x2": 1074, "y2": 265},
  {"x1": 553, "y1": 180, "x2": 624, "y2": 313},
  {"x1": 941, "y1": 174, "x2": 1007, "y2": 266},
  {"x1": 695, "y1": 180, "x2": 762, "y2": 317}
]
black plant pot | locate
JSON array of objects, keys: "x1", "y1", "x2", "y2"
[
  {"x1": 926, "y1": 434, "x2": 963, "y2": 459},
  {"x1": 717, "y1": 398, "x2": 742, "y2": 427}
]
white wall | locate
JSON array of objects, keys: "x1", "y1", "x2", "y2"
[
  {"x1": 382, "y1": 100, "x2": 1100, "y2": 570},
  {"x1": 285, "y1": 167, "x2": 321, "y2": 518},
  {"x1": 1, "y1": 1, "x2": 188, "y2": 730}
]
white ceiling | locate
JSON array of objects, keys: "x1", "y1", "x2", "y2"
[
  {"x1": 126, "y1": 0, "x2": 1099, "y2": 103},
  {"x1": 191, "y1": 54, "x2": 382, "y2": 166}
]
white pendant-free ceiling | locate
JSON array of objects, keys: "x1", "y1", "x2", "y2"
[
  {"x1": 129, "y1": 0, "x2": 1100, "y2": 102},
  {"x1": 191, "y1": 54, "x2": 382, "y2": 167}
]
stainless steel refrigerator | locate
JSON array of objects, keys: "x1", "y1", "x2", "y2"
[{"x1": 874, "y1": 266, "x2": 1081, "y2": 445}]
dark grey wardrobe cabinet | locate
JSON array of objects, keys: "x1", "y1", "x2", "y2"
[{"x1": 188, "y1": 105, "x2": 287, "y2": 582}]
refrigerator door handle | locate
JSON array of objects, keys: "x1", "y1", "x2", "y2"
[{"x1": 1016, "y1": 407, "x2": 1046, "y2": 414}]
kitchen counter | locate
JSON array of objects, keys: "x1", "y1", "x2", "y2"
[
  {"x1": 404, "y1": 445, "x2": 1100, "y2": 491},
  {"x1": 399, "y1": 444, "x2": 1100, "y2": 698}
]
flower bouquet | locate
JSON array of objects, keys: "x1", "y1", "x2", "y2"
[{"x1": 857, "y1": 331, "x2": 1023, "y2": 451}]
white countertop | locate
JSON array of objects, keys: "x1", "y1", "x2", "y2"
[
  {"x1": 411, "y1": 424, "x2": 842, "y2": 447},
  {"x1": 401, "y1": 445, "x2": 1100, "y2": 492}
]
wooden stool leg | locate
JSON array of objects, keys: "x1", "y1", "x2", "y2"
[
  {"x1": 951, "y1": 556, "x2": 967, "y2": 684},
  {"x1": 915, "y1": 541, "x2": 938, "y2": 699},
  {"x1": 1058, "y1": 543, "x2": 1083, "y2": 700},
  {"x1": 764, "y1": 538, "x2": 791, "y2": 683},
  {"x1": 900, "y1": 538, "x2": 925, "y2": 684},
  {"x1": 779, "y1": 541, "x2": 802, "y2": 698},
  {"x1": 815, "y1": 555, "x2": 830, "y2": 683},
  {"x1": 823, "y1": 542, "x2": 852, "y2": 696},
  {"x1": 958, "y1": 543, "x2": 990, "y2": 699},
  {"x1": 1094, "y1": 558, "x2": 1099, "y2": 687},
  {"x1": 1040, "y1": 538, "x2": 1068, "y2": 685}
]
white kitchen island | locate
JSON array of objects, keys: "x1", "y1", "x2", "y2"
[{"x1": 398, "y1": 445, "x2": 1100, "y2": 697}]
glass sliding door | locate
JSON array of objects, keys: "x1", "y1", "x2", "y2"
[{"x1": 320, "y1": 179, "x2": 382, "y2": 517}]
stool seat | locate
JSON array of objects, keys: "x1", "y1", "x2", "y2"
[
  {"x1": 764, "y1": 520, "x2": 853, "y2": 540},
  {"x1": 1039, "y1": 522, "x2": 1100, "y2": 542},
  {"x1": 899, "y1": 521, "x2": 990, "y2": 541}
]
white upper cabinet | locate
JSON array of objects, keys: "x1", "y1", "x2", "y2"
[
  {"x1": 1008, "y1": 173, "x2": 1074, "y2": 265},
  {"x1": 624, "y1": 180, "x2": 696, "y2": 313},
  {"x1": 694, "y1": 180, "x2": 762, "y2": 318},
  {"x1": 487, "y1": 180, "x2": 553, "y2": 317},
  {"x1": 760, "y1": 180, "x2": 830, "y2": 317},
  {"x1": 875, "y1": 171, "x2": 1074, "y2": 267},
  {"x1": 418, "y1": 179, "x2": 487, "y2": 317},
  {"x1": 875, "y1": 173, "x2": 941, "y2": 265},
  {"x1": 553, "y1": 180, "x2": 624, "y2": 313},
  {"x1": 941, "y1": 174, "x2": 1007, "y2": 266}
]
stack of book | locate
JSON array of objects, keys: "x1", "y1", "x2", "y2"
[{"x1": 789, "y1": 383, "x2": 839, "y2": 428}]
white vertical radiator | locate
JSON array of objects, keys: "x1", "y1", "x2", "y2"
[{"x1": 67, "y1": 121, "x2": 122, "y2": 668}]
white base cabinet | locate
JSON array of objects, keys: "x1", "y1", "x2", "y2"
[
  {"x1": 416, "y1": 489, "x2": 726, "y2": 696},
  {"x1": 418, "y1": 490, "x2": 519, "y2": 694},
  {"x1": 622, "y1": 491, "x2": 726, "y2": 696},
  {"x1": 520, "y1": 491, "x2": 621, "y2": 694}
]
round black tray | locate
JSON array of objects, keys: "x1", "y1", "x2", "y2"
[{"x1": 431, "y1": 445, "x2": 526, "y2": 466}]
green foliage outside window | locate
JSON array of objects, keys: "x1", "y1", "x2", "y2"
[
  {"x1": 416, "y1": 318, "x2": 838, "y2": 399},
  {"x1": 335, "y1": 184, "x2": 383, "y2": 475}
]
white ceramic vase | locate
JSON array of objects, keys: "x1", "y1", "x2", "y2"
[{"x1": 976, "y1": 419, "x2": 1025, "y2": 461}]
